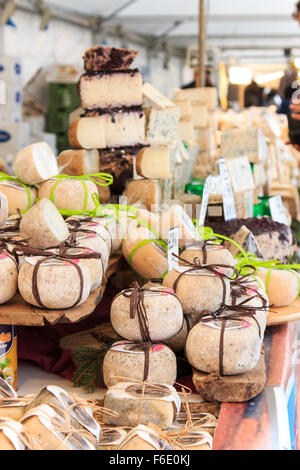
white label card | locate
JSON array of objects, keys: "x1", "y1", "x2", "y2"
[
  {"x1": 219, "y1": 158, "x2": 237, "y2": 221},
  {"x1": 197, "y1": 175, "x2": 214, "y2": 228},
  {"x1": 168, "y1": 226, "x2": 179, "y2": 272},
  {"x1": 269, "y1": 195, "x2": 288, "y2": 226}
]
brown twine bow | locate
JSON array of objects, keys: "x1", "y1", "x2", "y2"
[
  {"x1": 66, "y1": 217, "x2": 113, "y2": 253},
  {"x1": 171, "y1": 256, "x2": 267, "y2": 377},
  {"x1": 115, "y1": 281, "x2": 183, "y2": 344},
  {"x1": 171, "y1": 254, "x2": 238, "y2": 312}
]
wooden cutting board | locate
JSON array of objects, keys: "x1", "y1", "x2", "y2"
[{"x1": 267, "y1": 298, "x2": 300, "y2": 326}]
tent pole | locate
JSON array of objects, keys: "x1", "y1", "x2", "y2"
[{"x1": 198, "y1": 0, "x2": 206, "y2": 87}]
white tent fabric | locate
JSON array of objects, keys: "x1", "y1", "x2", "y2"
[
  {"x1": 43, "y1": 0, "x2": 300, "y2": 55},
  {"x1": 2, "y1": 0, "x2": 300, "y2": 88}
]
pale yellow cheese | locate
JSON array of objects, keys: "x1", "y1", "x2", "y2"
[{"x1": 136, "y1": 147, "x2": 170, "y2": 179}]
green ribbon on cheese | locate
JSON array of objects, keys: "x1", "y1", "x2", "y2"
[
  {"x1": 0, "y1": 172, "x2": 36, "y2": 212},
  {"x1": 49, "y1": 173, "x2": 113, "y2": 212}
]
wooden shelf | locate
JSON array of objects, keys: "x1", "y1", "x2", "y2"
[
  {"x1": 0, "y1": 255, "x2": 124, "y2": 326},
  {"x1": 267, "y1": 298, "x2": 300, "y2": 326}
]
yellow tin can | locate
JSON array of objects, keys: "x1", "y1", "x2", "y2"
[{"x1": 0, "y1": 325, "x2": 17, "y2": 391}]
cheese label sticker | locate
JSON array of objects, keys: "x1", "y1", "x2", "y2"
[
  {"x1": 269, "y1": 195, "x2": 288, "y2": 226},
  {"x1": 205, "y1": 319, "x2": 251, "y2": 330},
  {"x1": 219, "y1": 158, "x2": 237, "y2": 221},
  {"x1": 111, "y1": 341, "x2": 165, "y2": 354},
  {"x1": 168, "y1": 226, "x2": 179, "y2": 272}
]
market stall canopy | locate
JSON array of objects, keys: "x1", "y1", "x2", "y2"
[{"x1": 14, "y1": 0, "x2": 300, "y2": 63}]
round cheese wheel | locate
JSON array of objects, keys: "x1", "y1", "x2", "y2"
[
  {"x1": 0, "y1": 253, "x2": 18, "y2": 304},
  {"x1": 103, "y1": 342, "x2": 177, "y2": 387},
  {"x1": 38, "y1": 178, "x2": 98, "y2": 211},
  {"x1": 110, "y1": 287, "x2": 183, "y2": 342},
  {"x1": 180, "y1": 244, "x2": 234, "y2": 276},
  {"x1": 163, "y1": 267, "x2": 230, "y2": 315},
  {"x1": 122, "y1": 227, "x2": 168, "y2": 280},
  {"x1": 256, "y1": 268, "x2": 299, "y2": 307},
  {"x1": 0, "y1": 182, "x2": 37, "y2": 216},
  {"x1": 0, "y1": 192, "x2": 8, "y2": 228},
  {"x1": 20, "y1": 199, "x2": 69, "y2": 249},
  {"x1": 103, "y1": 382, "x2": 179, "y2": 429},
  {"x1": 50, "y1": 247, "x2": 103, "y2": 293},
  {"x1": 18, "y1": 257, "x2": 91, "y2": 309},
  {"x1": 185, "y1": 312, "x2": 262, "y2": 375},
  {"x1": 66, "y1": 216, "x2": 112, "y2": 254},
  {"x1": 13, "y1": 142, "x2": 58, "y2": 185},
  {"x1": 75, "y1": 232, "x2": 109, "y2": 271}
]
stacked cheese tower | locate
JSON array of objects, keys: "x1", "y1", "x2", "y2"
[
  {"x1": 174, "y1": 87, "x2": 218, "y2": 180},
  {"x1": 64, "y1": 45, "x2": 146, "y2": 195}
]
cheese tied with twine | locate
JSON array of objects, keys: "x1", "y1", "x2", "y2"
[
  {"x1": 18, "y1": 256, "x2": 91, "y2": 309},
  {"x1": 111, "y1": 283, "x2": 183, "y2": 342},
  {"x1": 20, "y1": 404, "x2": 96, "y2": 450},
  {"x1": 163, "y1": 263, "x2": 232, "y2": 315},
  {"x1": 24, "y1": 385, "x2": 100, "y2": 443},
  {"x1": 102, "y1": 341, "x2": 177, "y2": 388},
  {"x1": 122, "y1": 226, "x2": 168, "y2": 280},
  {"x1": 0, "y1": 418, "x2": 35, "y2": 450},
  {"x1": 186, "y1": 307, "x2": 263, "y2": 376},
  {"x1": 0, "y1": 175, "x2": 37, "y2": 215},
  {"x1": 98, "y1": 428, "x2": 128, "y2": 450},
  {"x1": 103, "y1": 382, "x2": 181, "y2": 429},
  {"x1": 117, "y1": 424, "x2": 173, "y2": 450}
]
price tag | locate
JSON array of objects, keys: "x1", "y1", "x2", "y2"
[
  {"x1": 219, "y1": 158, "x2": 237, "y2": 221},
  {"x1": 197, "y1": 175, "x2": 213, "y2": 228},
  {"x1": 269, "y1": 195, "x2": 288, "y2": 226},
  {"x1": 167, "y1": 226, "x2": 179, "y2": 272}
]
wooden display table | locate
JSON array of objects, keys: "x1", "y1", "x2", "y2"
[{"x1": 0, "y1": 255, "x2": 125, "y2": 326}]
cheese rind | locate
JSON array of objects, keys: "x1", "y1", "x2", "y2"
[
  {"x1": 57, "y1": 149, "x2": 99, "y2": 175},
  {"x1": 69, "y1": 111, "x2": 145, "y2": 149},
  {"x1": 185, "y1": 313, "x2": 262, "y2": 375},
  {"x1": 83, "y1": 46, "x2": 138, "y2": 71},
  {"x1": 123, "y1": 179, "x2": 162, "y2": 211},
  {"x1": 20, "y1": 198, "x2": 69, "y2": 249},
  {"x1": 13, "y1": 142, "x2": 58, "y2": 185},
  {"x1": 0, "y1": 254, "x2": 18, "y2": 304},
  {"x1": 0, "y1": 182, "x2": 37, "y2": 215},
  {"x1": 110, "y1": 287, "x2": 183, "y2": 342},
  {"x1": 79, "y1": 70, "x2": 142, "y2": 110},
  {"x1": 103, "y1": 382, "x2": 179, "y2": 429},
  {"x1": 0, "y1": 192, "x2": 8, "y2": 227},
  {"x1": 163, "y1": 268, "x2": 231, "y2": 315},
  {"x1": 256, "y1": 268, "x2": 299, "y2": 307},
  {"x1": 122, "y1": 226, "x2": 168, "y2": 280},
  {"x1": 103, "y1": 342, "x2": 177, "y2": 387},
  {"x1": 38, "y1": 178, "x2": 98, "y2": 212},
  {"x1": 136, "y1": 147, "x2": 170, "y2": 179},
  {"x1": 18, "y1": 257, "x2": 91, "y2": 309}
]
